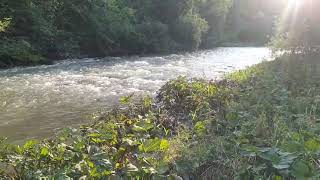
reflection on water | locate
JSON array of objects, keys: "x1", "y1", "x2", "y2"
[{"x1": 0, "y1": 47, "x2": 272, "y2": 141}]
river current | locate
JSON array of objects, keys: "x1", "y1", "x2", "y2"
[{"x1": 0, "y1": 47, "x2": 272, "y2": 142}]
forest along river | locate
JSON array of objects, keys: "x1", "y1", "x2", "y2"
[{"x1": 0, "y1": 47, "x2": 272, "y2": 142}]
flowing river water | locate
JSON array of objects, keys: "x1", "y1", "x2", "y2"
[{"x1": 0, "y1": 47, "x2": 272, "y2": 142}]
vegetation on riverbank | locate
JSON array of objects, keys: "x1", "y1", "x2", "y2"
[{"x1": 1, "y1": 52, "x2": 320, "y2": 179}]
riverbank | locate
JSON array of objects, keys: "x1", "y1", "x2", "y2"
[
  {"x1": 0, "y1": 44, "x2": 262, "y2": 69},
  {"x1": 1, "y1": 53, "x2": 320, "y2": 179},
  {"x1": 0, "y1": 42, "x2": 269, "y2": 70}
]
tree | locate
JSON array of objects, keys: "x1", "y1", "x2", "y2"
[{"x1": 199, "y1": 0, "x2": 233, "y2": 47}]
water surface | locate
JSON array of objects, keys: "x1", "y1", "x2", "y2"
[{"x1": 0, "y1": 47, "x2": 272, "y2": 141}]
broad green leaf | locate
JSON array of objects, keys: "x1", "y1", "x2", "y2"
[
  {"x1": 274, "y1": 176, "x2": 282, "y2": 180},
  {"x1": 259, "y1": 148, "x2": 280, "y2": 162},
  {"x1": 23, "y1": 140, "x2": 38, "y2": 149},
  {"x1": 194, "y1": 121, "x2": 206, "y2": 135},
  {"x1": 40, "y1": 147, "x2": 49, "y2": 157},
  {"x1": 291, "y1": 161, "x2": 314, "y2": 179},
  {"x1": 273, "y1": 152, "x2": 298, "y2": 170},
  {"x1": 141, "y1": 138, "x2": 162, "y2": 152},
  {"x1": 160, "y1": 139, "x2": 169, "y2": 151},
  {"x1": 88, "y1": 161, "x2": 94, "y2": 168},
  {"x1": 136, "y1": 121, "x2": 155, "y2": 131},
  {"x1": 304, "y1": 139, "x2": 320, "y2": 152}
]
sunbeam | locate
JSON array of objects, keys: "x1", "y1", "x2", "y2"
[
  {"x1": 288, "y1": 0, "x2": 303, "y2": 9},
  {"x1": 278, "y1": 0, "x2": 304, "y2": 32}
]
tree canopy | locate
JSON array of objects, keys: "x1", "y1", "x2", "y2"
[{"x1": 0, "y1": 0, "x2": 235, "y2": 68}]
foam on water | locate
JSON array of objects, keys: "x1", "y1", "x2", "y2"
[{"x1": 0, "y1": 47, "x2": 272, "y2": 141}]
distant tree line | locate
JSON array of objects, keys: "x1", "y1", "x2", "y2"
[
  {"x1": 0, "y1": 0, "x2": 234, "y2": 67},
  {"x1": 0, "y1": 0, "x2": 298, "y2": 68}
]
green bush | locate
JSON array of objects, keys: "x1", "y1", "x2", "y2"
[{"x1": 0, "y1": 39, "x2": 49, "y2": 68}]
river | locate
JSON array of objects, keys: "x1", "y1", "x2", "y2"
[{"x1": 0, "y1": 47, "x2": 271, "y2": 142}]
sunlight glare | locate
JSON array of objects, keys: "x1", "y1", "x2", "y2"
[
  {"x1": 279, "y1": 0, "x2": 303, "y2": 30},
  {"x1": 288, "y1": 0, "x2": 302, "y2": 9}
]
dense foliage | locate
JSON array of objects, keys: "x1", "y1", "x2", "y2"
[
  {"x1": 1, "y1": 53, "x2": 320, "y2": 179},
  {"x1": 0, "y1": 0, "x2": 234, "y2": 68},
  {"x1": 1, "y1": 0, "x2": 290, "y2": 68}
]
